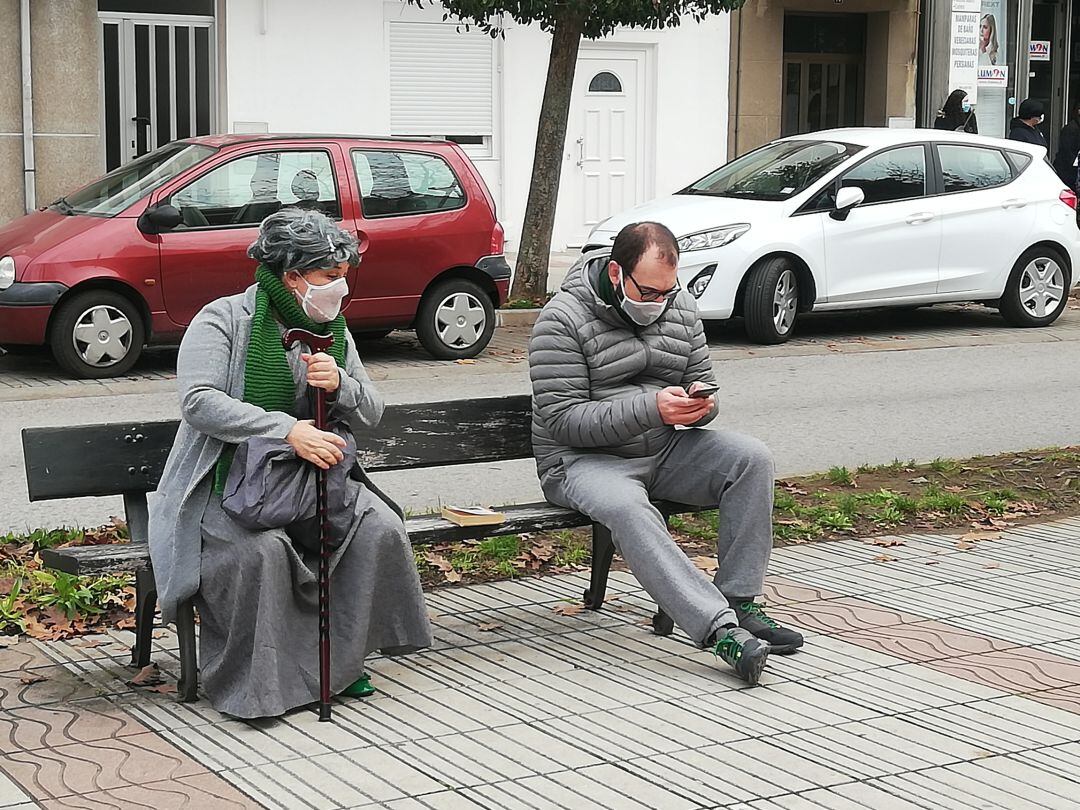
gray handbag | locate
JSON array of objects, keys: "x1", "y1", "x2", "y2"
[{"x1": 220, "y1": 426, "x2": 359, "y2": 554}]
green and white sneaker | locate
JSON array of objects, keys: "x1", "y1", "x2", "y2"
[{"x1": 713, "y1": 626, "x2": 771, "y2": 686}]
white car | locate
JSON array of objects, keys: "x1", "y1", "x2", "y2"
[{"x1": 584, "y1": 128, "x2": 1080, "y2": 343}]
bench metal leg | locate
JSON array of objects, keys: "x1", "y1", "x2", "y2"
[
  {"x1": 583, "y1": 524, "x2": 616, "y2": 610},
  {"x1": 176, "y1": 599, "x2": 199, "y2": 703},
  {"x1": 130, "y1": 568, "x2": 157, "y2": 669}
]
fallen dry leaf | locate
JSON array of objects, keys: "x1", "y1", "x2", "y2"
[
  {"x1": 552, "y1": 603, "x2": 585, "y2": 617},
  {"x1": 444, "y1": 570, "x2": 463, "y2": 584},
  {"x1": 924, "y1": 560, "x2": 940, "y2": 565},
  {"x1": 873, "y1": 554, "x2": 898, "y2": 563},
  {"x1": 910, "y1": 476, "x2": 929, "y2": 484},
  {"x1": 150, "y1": 683, "x2": 178, "y2": 695},
  {"x1": 115, "y1": 617, "x2": 137, "y2": 631},
  {"x1": 963, "y1": 533, "x2": 1002, "y2": 546},
  {"x1": 983, "y1": 561, "x2": 1001, "y2": 569},
  {"x1": 868, "y1": 538, "x2": 905, "y2": 547},
  {"x1": 19, "y1": 674, "x2": 48, "y2": 685},
  {"x1": 127, "y1": 664, "x2": 165, "y2": 688},
  {"x1": 77, "y1": 638, "x2": 111, "y2": 649},
  {"x1": 943, "y1": 485, "x2": 965, "y2": 493},
  {"x1": 151, "y1": 630, "x2": 168, "y2": 639},
  {"x1": 454, "y1": 358, "x2": 477, "y2": 365},
  {"x1": 691, "y1": 555, "x2": 718, "y2": 574},
  {"x1": 955, "y1": 541, "x2": 976, "y2": 551},
  {"x1": 476, "y1": 622, "x2": 503, "y2": 632}
]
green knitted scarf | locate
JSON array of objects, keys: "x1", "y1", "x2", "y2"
[{"x1": 213, "y1": 265, "x2": 347, "y2": 492}]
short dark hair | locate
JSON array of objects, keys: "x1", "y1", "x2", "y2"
[
  {"x1": 610, "y1": 222, "x2": 679, "y2": 274},
  {"x1": 1018, "y1": 98, "x2": 1045, "y2": 120}
]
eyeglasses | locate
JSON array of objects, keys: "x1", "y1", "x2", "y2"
[{"x1": 625, "y1": 272, "x2": 681, "y2": 303}]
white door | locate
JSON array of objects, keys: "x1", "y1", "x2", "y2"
[
  {"x1": 934, "y1": 143, "x2": 1036, "y2": 295},
  {"x1": 821, "y1": 144, "x2": 942, "y2": 303},
  {"x1": 556, "y1": 49, "x2": 648, "y2": 248},
  {"x1": 99, "y1": 13, "x2": 216, "y2": 171}
]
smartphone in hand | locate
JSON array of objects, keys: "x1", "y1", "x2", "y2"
[{"x1": 688, "y1": 383, "x2": 719, "y2": 399}]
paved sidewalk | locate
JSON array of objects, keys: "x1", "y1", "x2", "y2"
[{"x1": 3, "y1": 518, "x2": 1080, "y2": 808}]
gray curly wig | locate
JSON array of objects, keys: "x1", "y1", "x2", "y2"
[{"x1": 247, "y1": 208, "x2": 360, "y2": 276}]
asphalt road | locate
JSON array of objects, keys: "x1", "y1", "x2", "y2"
[{"x1": 1, "y1": 338, "x2": 1075, "y2": 534}]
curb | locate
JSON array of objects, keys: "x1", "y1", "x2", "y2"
[{"x1": 497, "y1": 309, "x2": 541, "y2": 327}]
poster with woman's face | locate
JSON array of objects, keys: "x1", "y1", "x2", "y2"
[
  {"x1": 978, "y1": 0, "x2": 1007, "y2": 66},
  {"x1": 976, "y1": 0, "x2": 1009, "y2": 136}
]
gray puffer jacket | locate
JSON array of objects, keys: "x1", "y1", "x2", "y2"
[{"x1": 529, "y1": 253, "x2": 718, "y2": 480}]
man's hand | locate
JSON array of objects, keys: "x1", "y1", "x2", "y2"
[
  {"x1": 302, "y1": 352, "x2": 340, "y2": 393},
  {"x1": 287, "y1": 420, "x2": 346, "y2": 469},
  {"x1": 657, "y1": 386, "x2": 714, "y2": 426}
]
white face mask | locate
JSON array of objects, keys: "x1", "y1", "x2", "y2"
[
  {"x1": 616, "y1": 267, "x2": 669, "y2": 326},
  {"x1": 292, "y1": 272, "x2": 349, "y2": 322}
]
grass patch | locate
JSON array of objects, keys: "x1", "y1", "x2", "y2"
[{"x1": 827, "y1": 466, "x2": 855, "y2": 486}]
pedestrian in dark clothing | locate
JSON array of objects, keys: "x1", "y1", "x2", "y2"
[
  {"x1": 1008, "y1": 99, "x2": 1048, "y2": 147},
  {"x1": 934, "y1": 89, "x2": 978, "y2": 134},
  {"x1": 1052, "y1": 103, "x2": 1080, "y2": 189}
]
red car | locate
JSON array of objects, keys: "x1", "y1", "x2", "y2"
[{"x1": 0, "y1": 135, "x2": 509, "y2": 377}]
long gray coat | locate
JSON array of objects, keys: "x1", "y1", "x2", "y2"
[
  {"x1": 529, "y1": 254, "x2": 718, "y2": 480},
  {"x1": 147, "y1": 285, "x2": 384, "y2": 621}
]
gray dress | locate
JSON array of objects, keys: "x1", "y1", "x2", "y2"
[{"x1": 147, "y1": 287, "x2": 431, "y2": 720}]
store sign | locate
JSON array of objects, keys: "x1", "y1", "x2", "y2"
[
  {"x1": 949, "y1": 12, "x2": 981, "y2": 102},
  {"x1": 977, "y1": 65, "x2": 1009, "y2": 86},
  {"x1": 1029, "y1": 40, "x2": 1051, "y2": 61},
  {"x1": 952, "y1": 0, "x2": 980, "y2": 10}
]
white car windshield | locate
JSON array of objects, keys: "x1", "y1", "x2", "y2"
[
  {"x1": 57, "y1": 142, "x2": 218, "y2": 217},
  {"x1": 681, "y1": 140, "x2": 863, "y2": 201}
]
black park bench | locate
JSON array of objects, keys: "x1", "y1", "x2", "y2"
[{"x1": 24, "y1": 395, "x2": 706, "y2": 704}]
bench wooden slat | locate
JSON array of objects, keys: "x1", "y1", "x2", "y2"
[
  {"x1": 38, "y1": 500, "x2": 704, "y2": 577},
  {"x1": 23, "y1": 396, "x2": 534, "y2": 501},
  {"x1": 40, "y1": 542, "x2": 154, "y2": 576}
]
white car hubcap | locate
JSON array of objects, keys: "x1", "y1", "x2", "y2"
[
  {"x1": 773, "y1": 269, "x2": 798, "y2": 334},
  {"x1": 435, "y1": 292, "x2": 486, "y2": 348},
  {"x1": 1019, "y1": 258, "x2": 1065, "y2": 318},
  {"x1": 72, "y1": 305, "x2": 133, "y2": 367}
]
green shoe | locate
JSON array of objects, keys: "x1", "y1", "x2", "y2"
[
  {"x1": 341, "y1": 673, "x2": 375, "y2": 698},
  {"x1": 713, "y1": 626, "x2": 771, "y2": 686}
]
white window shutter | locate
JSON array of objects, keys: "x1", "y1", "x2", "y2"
[{"x1": 389, "y1": 22, "x2": 494, "y2": 137}]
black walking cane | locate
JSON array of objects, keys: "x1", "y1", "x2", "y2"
[{"x1": 282, "y1": 328, "x2": 335, "y2": 722}]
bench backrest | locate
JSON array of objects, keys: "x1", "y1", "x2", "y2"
[{"x1": 23, "y1": 395, "x2": 533, "y2": 502}]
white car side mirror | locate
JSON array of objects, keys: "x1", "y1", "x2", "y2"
[{"x1": 831, "y1": 187, "x2": 865, "y2": 221}]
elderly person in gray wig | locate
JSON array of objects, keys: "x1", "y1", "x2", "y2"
[{"x1": 148, "y1": 208, "x2": 431, "y2": 719}]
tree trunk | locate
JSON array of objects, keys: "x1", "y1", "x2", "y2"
[{"x1": 510, "y1": 8, "x2": 586, "y2": 302}]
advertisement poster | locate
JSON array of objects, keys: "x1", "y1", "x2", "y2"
[
  {"x1": 976, "y1": 0, "x2": 1009, "y2": 137},
  {"x1": 949, "y1": 12, "x2": 981, "y2": 103}
]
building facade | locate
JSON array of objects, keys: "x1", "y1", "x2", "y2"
[{"x1": 4, "y1": 0, "x2": 1078, "y2": 246}]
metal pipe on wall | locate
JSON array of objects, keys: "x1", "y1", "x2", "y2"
[{"x1": 20, "y1": 0, "x2": 35, "y2": 213}]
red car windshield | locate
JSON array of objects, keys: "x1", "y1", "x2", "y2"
[{"x1": 59, "y1": 142, "x2": 218, "y2": 217}]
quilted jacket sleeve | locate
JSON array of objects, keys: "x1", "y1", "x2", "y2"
[
  {"x1": 529, "y1": 305, "x2": 665, "y2": 448},
  {"x1": 680, "y1": 313, "x2": 719, "y2": 428}
]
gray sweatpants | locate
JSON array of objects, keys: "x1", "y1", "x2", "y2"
[{"x1": 541, "y1": 428, "x2": 775, "y2": 646}]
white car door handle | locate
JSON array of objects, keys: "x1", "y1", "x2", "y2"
[
  {"x1": 1002, "y1": 198, "x2": 1027, "y2": 209},
  {"x1": 906, "y1": 213, "x2": 935, "y2": 225}
]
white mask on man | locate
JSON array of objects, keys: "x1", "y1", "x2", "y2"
[
  {"x1": 292, "y1": 272, "x2": 349, "y2": 322},
  {"x1": 616, "y1": 267, "x2": 669, "y2": 326}
]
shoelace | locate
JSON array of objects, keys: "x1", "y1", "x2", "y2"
[
  {"x1": 713, "y1": 633, "x2": 743, "y2": 663},
  {"x1": 739, "y1": 601, "x2": 779, "y2": 629}
]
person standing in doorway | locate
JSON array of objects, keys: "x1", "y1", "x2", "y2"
[
  {"x1": 1009, "y1": 100, "x2": 1048, "y2": 147},
  {"x1": 934, "y1": 90, "x2": 978, "y2": 134},
  {"x1": 1053, "y1": 102, "x2": 1080, "y2": 190}
]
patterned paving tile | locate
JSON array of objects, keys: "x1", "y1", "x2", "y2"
[{"x1": 3, "y1": 518, "x2": 1080, "y2": 809}]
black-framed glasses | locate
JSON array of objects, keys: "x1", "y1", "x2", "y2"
[{"x1": 625, "y1": 272, "x2": 681, "y2": 303}]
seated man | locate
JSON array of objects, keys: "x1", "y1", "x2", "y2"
[{"x1": 529, "y1": 222, "x2": 803, "y2": 685}]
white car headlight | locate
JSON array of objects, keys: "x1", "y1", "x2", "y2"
[
  {"x1": 677, "y1": 224, "x2": 751, "y2": 252},
  {"x1": 0, "y1": 256, "x2": 14, "y2": 291}
]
